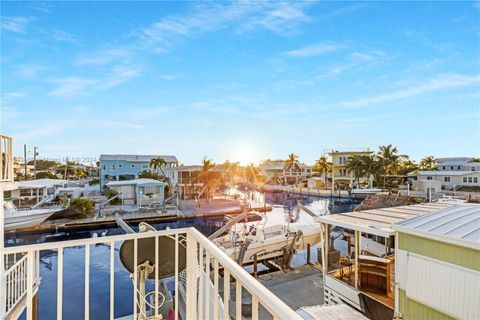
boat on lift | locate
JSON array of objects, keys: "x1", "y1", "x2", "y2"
[
  {"x1": 4, "y1": 200, "x2": 65, "y2": 231},
  {"x1": 211, "y1": 206, "x2": 322, "y2": 266}
]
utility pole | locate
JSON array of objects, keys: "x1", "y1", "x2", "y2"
[
  {"x1": 33, "y1": 146, "x2": 38, "y2": 179},
  {"x1": 64, "y1": 157, "x2": 68, "y2": 180},
  {"x1": 24, "y1": 144, "x2": 27, "y2": 181}
]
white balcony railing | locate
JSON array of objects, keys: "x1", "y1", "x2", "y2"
[
  {"x1": 0, "y1": 135, "x2": 14, "y2": 182},
  {"x1": 2, "y1": 227, "x2": 300, "y2": 320}
]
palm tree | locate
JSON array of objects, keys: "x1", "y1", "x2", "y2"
[
  {"x1": 419, "y1": 156, "x2": 437, "y2": 171},
  {"x1": 361, "y1": 155, "x2": 377, "y2": 187},
  {"x1": 345, "y1": 155, "x2": 364, "y2": 188},
  {"x1": 284, "y1": 153, "x2": 300, "y2": 185},
  {"x1": 313, "y1": 155, "x2": 332, "y2": 189},
  {"x1": 284, "y1": 153, "x2": 300, "y2": 171},
  {"x1": 149, "y1": 157, "x2": 167, "y2": 179},
  {"x1": 400, "y1": 159, "x2": 419, "y2": 175},
  {"x1": 377, "y1": 144, "x2": 401, "y2": 188},
  {"x1": 199, "y1": 157, "x2": 215, "y2": 201}
]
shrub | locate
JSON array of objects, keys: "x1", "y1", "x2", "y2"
[{"x1": 70, "y1": 198, "x2": 95, "y2": 217}]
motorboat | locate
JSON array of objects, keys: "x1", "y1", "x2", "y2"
[
  {"x1": 4, "y1": 201, "x2": 65, "y2": 231},
  {"x1": 212, "y1": 207, "x2": 322, "y2": 266}
]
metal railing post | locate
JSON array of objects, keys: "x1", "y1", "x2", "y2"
[{"x1": 185, "y1": 231, "x2": 198, "y2": 319}]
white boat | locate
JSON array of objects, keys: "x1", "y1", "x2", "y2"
[
  {"x1": 4, "y1": 201, "x2": 64, "y2": 231},
  {"x1": 349, "y1": 188, "x2": 383, "y2": 197},
  {"x1": 212, "y1": 207, "x2": 322, "y2": 265}
]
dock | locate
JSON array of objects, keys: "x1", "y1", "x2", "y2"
[{"x1": 8, "y1": 201, "x2": 272, "y2": 234}]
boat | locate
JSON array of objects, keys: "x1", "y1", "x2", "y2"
[
  {"x1": 212, "y1": 207, "x2": 322, "y2": 266},
  {"x1": 4, "y1": 201, "x2": 65, "y2": 231},
  {"x1": 349, "y1": 188, "x2": 383, "y2": 197}
]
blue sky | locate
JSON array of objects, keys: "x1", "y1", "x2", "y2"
[{"x1": 1, "y1": 1, "x2": 479, "y2": 165}]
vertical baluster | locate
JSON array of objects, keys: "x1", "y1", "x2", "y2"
[
  {"x1": 252, "y1": 296, "x2": 258, "y2": 320},
  {"x1": 235, "y1": 281, "x2": 242, "y2": 320},
  {"x1": 185, "y1": 232, "x2": 198, "y2": 319},
  {"x1": 155, "y1": 236, "x2": 159, "y2": 318},
  {"x1": 198, "y1": 245, "x2": 204, "y2": 318},
  {"x1": 174, "y1": 233, "x2": 179, "y2": 320},
  {"x1": 133, "y1": 238, "x2": 138, "y2": 319},
  {"x1": 110, "y1": 242, "x2": 115, "y2": 320},
  {"x1": 223, "y1": 269, "x2": 230, "y2": 319},
  {"x1": 57, "y1": 247, "x2": 63, "y2": 320},
  {"x1": 205, "y1": 251, "x2": 210, "y2": 319},
  {"x1": 26, "y1": 251, "x2": 34, "y2": 319},
  {"x1": 85, "y1": 244, "x2": 90, "y2": 320},
  {"x1": 213, "y1": 258, "x2": 219, "y2": 320}
]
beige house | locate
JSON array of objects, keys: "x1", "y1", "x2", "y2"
[{"x1": 328, "y1": 149, "x2": 373, "y2": 190}]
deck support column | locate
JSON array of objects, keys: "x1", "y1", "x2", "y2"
[{"x1": 354, "y1": 230, "x2": 359, "y2": 290}]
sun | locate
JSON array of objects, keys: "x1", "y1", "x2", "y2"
[{"x1": 226, "y1": 140, "x2": 261, "y2": 165}]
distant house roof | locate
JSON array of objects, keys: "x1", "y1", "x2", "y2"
[
  {"x1": 261, "y1": 161, "x2": 311, "y2": 170},
  {"x1": 106, "y1": 178, "x2": 164, "y2": 187},
  {"x1": 99, "y1": 154, "x2": 178, "y2": 163},
  {"x1": 437, "y1": 157, "x2": 473, "y2": 164},
  {"x1": 393, "y1": 204, "x2": 480, "y2": 250},
  {"x1": 408, "y1": 170, "x2": 479, "y2": 177},
  {"x1": 18, "y1": 179, "x2": 68, "y2": 189},
  {"x1": 164, "y1": 165, "x2": 203, "y2": 172}
]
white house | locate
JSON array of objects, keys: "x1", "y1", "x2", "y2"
[
  {"x1": 106, "y1": 178, "x2": 165, "y2": 206},
  {"x1": 259, "y1": 160, "x2": 312, "y2": 184},
  {"x1": 408, "y1": 157, "x2": 480, "y2": 190},
  {"x1": 10, "y1": 179, "x2": 68, "y2": 208}
]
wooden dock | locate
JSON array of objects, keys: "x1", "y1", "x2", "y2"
[{"x1": 8, "y1": 203, "x2": 272, "y2": 235}]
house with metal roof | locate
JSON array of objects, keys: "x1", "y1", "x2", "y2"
[
  {"x1": 106, "y1": 178, "x2": 165, "y2": 206},
  {"x1": 99, "y1": 154, "x2": 178, "y2": 187},
  {"x1": 393, "y1": 204, "x2": 480, "y2": 320}
]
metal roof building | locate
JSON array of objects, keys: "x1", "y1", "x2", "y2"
[{"x1": 393, "y1": 204, "x2": 480, "y2": 320}]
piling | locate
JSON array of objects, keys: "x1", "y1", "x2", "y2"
[{"x1": 306, "y1": 243, "x2": 311, "y2": 265}]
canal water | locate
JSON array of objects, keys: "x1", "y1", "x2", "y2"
[{"x1": 10, "y1": 193, "x2": 360, "y2": 319}]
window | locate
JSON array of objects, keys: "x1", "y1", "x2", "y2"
[
  {"x1": 463, "y1": 177, "x2": 468, "y2": 183},
  {"x1": 442, "y1": 166, "x2": 446, "y2": 170},
  {"x1": 103, "y1": 165, "x2": 106, "y2": 170},
  {"x1": 472, "y1": 167, "x2": 476, "y2": 172},
  {"x1": 111, "y1": 165, "x2": 115, "y2": 170},
  {"x1": 468, "y1": 177, "x2": 473, "y2": 183},
  {"x1": 142, "y1": 165, "x2": 148, "y2": 169},
  {"x1": 427, "y1": 176, "x2": 432, "y2": 180},
  {"x1": 131, "y1": 164, "x2": 135, "y2": 168},
  {"x1": 457, "y1": 166, "x2": 461, "y2": 170},
  {"x1": 119, "y1": 164, "x2": 122, "y2": 168},
  {"x1": 450, "y1": 166, "x2": 454, "y2": 170},
  {"x1": 474, "y1": 178, "x2": 478, "y2": 183},
  {"x1": 444, "y1": 177, "x2": 450, "y2": 182}
]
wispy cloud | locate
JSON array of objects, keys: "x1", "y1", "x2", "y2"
[
  {"x1": 75, "y1": 49, "x2": 132, "y2": 66},
  {"x1": 101, "y1": 64, "x2": 142, "y2": 89},
  {"x1": 17, "y1": 122, "x2": 73, "y2": 140},
  {"x1": 15, "y1": 64, "x2": 50, "y2": 78},
  {"x1": 49, "y1": 64, "x2": 142, "y2": 97},
  {"x1": 283, "y1": 42, "x2": 343, "y2": 57},
  {"x1": 49, "y1": 77, "x2": 96, "y2": 97},
  {"x1": 343, "y1": 73, "x2": 480, "y2": 108},
  {"x1": 24, "y1": 2, "x2": 52, "y2": 13},
  {"x1": 1, "y1": 16, "x2": 34, "y2": 33},
  {"x1": 132, "y1": 2, "x2": 312, "y2": 50},
  {"x1": 47, "y1": 29, "x2": 81, "y2": 45},
  {"x1": 92, "y1": 119, "x2": 144, "y2": 129}
]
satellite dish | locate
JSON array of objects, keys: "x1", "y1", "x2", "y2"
[{"x1": 120, "y1": 235, "x2": 186, "y2": 279}]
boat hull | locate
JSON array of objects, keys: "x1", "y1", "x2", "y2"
[{"x1": 226, "y1": 232, "x2": 321, "y2": 265}]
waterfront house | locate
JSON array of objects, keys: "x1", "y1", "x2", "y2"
[
  {"x1": 393, "y1": 205, "x2": 480, "y2": 320},
  {"x1": 9, "y1": 178, "x2": 67, "y2": 208},
  {"x1": 106, "y1": 178, "x2": 165, "y2": 206},
  {"x1": 164, "y1": 165, "x2": 202, "y2": 200},
  {"x1": 99, "y1": 154, "x2": 178, "y2": 187},
  {"x1": 408, "y1": 157, "x2": 480, "y2": 190},
  {"x1": 259, "y1": 160, "x2": 312, "y2": 185},
  {"x1": 328, "y1": 149, "x2": 373, "y2": 190}
]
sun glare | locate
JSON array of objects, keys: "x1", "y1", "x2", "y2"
[{"x1": 226, "y1": 140, "x2": 261, "y2": 165}]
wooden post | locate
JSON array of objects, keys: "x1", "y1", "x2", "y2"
[
  {"x1": 306, "y1": 243, "x2": 311, "y2": 265},
  {"x1": 347, "y1": 235, "x2": 351, "y2": 256},
  {"x1": 354, "y1": 231, "x2": 359, "y2": 290},
  {"x1": 282, "y1": 248, "x2": 287, "y2": 271},
  {"x1": 33, "y1": 292, "x2": 39, "y2": 320},
  {"x1": 253, "y1": 254, "x2": 258, "y2": 278}
]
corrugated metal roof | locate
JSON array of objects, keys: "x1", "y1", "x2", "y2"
[
  {"x1": 296, "y1": 304, "x2": 368, "y2": 320},
  {"x1": 394, "y1": 204, "x2": 480, "y2": 248},
  {"x1": 99, "y1": 154, "x2": 178, "y2": 163},
  {"x1": 314, "y1": 203, "x2": 454, "y2": 237}
]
